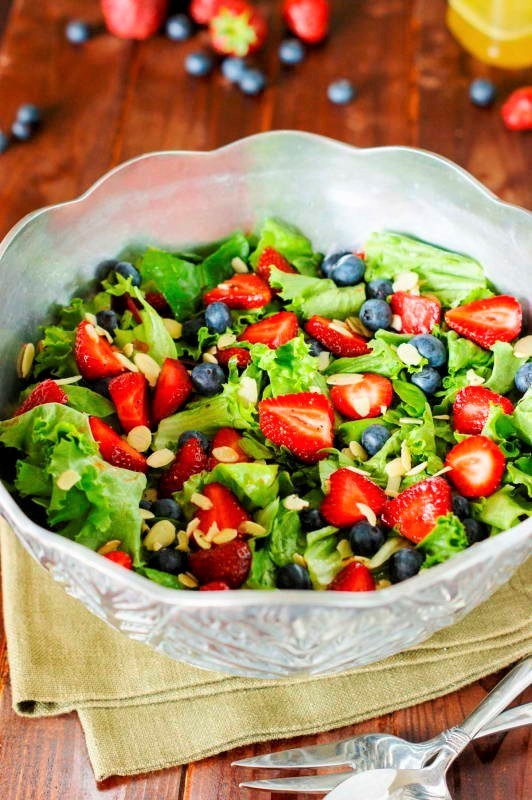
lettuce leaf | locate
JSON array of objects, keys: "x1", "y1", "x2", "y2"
[
  {"x1": 506, "y1": 458, "x2": 532, "y2": 498},
  {"x1": 114, "y1": 287, "x2": 177, "y2": 365},
  {"x1": 326, "y1": 338, "x2": 404, "y2": 379},
  {"x1": 418, "y1": 514, "x2": 468, "y2": 568},
  {"x1": 136, "y1": 567, "x2": 184, "y2": 589},
  {"x1": 250, "y1": 217, "x2": 322, "y2": 276},
  {"x1": 304, "y1": 526, "x2": 341, "y2": 589},
  {"x1": 62, "y1": 385, "x2": 115, "y2": 418},
  {"x1": 269, "y1": 267, "x2": 365, "y2": 320},
  {"x1": 484, "y1": 343, "x2": 526, "y2": 394},
  {"x1": 254, "y1": 498, "x2": 305, "y2": 567},
  {"x1": 512, "y1": 388, "x2": 532, "y2": 446},
  {"x1": 445, "y1": 331, "x2": 492, "y2": 375},
  {"x1": 249, "y1": 336, "x2": 327, "y2": 396},
  {"x1": 392, "y1": 379, "x2": 426, "y2": 418},
  {"x1": 474, "y1": 486, "x2": 532, "y2": 531},
  {"x1": 33, "y1": 326, "x2": 78, "y2": 378},
  {"x1": 244, "y1": 542, "x2": 277, "y2": 589},
  {"x1": 205, "y1": 463, "x2": 279, "y2": 508}
]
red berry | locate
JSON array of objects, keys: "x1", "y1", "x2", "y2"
[
  {"x1": 445, "y1": 295, "x2": 522, "y2": 350},
  {"x1": 452, "y1": 386, "x2": 514, "y2": 435},
  {"x1": 89, "y1": 416, "x2": 148, "y2": 473},
  {"x1": 158, "y1": 438, "x2": 209, "y2": 497},
  {"x1": 209, "y1": 0, "x2": 268, "y2": 57},
  {"x1": 199, "y1": 581, "x2": 231, "y2": 591},
  {"x1": 190, "y1": 0, "x2": 219, "y2": 25},
  {"x1": 329, "y1": 561, "x2": 375, "y2": 592},
  {"x1": 256, "y1": 247, "x2": 296, "y2": 284},
  {"x1": 101, "y1": 0, "x2": 169, "y2": 39},
  {"x1": 305, "y1": 316, "x2": 370, "y2": 358},
  {"x1": 209, "y1": 427, "x2": 250, "y2": 469},
  {"x1": 283, "y1": 0, "x2": 330, "y2": 44},
  {"x1": 189, "y1": 538, "x2": 252, "y2": 588},
  {"x1": 194, "y1": 482, "x2": 250, "y2": 534},
  {"x1": 390, "y1": 292, "x2": 441, "y2": 335},
  {"x1": 108, "y1": 372, "x2": 150, "y2": 433},
  {"x1": 238, "y1": 311, "x2": 299, "y2": 349},
  {"x1": 74, "y1": 320, "x2": 125, "y2": 381},
  {"x1": 103, "y1": 550, "x2": 133, "y2": 569},
  {"x1": 445, "y1": 436, "x2": 506, "y2": 499},
  {"x1": 15, "y1": 380, "x2": 68, "y2": 416},
  {"x1": 203, "y1": 274, "x2": 272, "y2": 310},
  {"x1": 152, "y1": 358, "x2": 193, "y2": 425},
  {"x1": 381, "y1": 477, "x2": 452, "y2": 544},
  {"x1": 216, "y1": 346, "x2": 251, "y2": 369},
  {"x1": 330, "y1": 373, "x2": 393, "y2": 420},
  {"x1": 320, "y1": 468, "x2": 387, "y2": 528},
  {"x1": 501, "y1": 87, "x2": 532, "y2": 131},
  {"x1": 259, "y1": 392, "x2": 335, "y2": 464}
]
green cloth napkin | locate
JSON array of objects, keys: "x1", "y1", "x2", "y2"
[{"x1": 1, "y1": 525, "x2": 531, "y2": 781}]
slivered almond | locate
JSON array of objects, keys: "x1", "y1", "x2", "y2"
[
  {"x1": 17, "y1": 342, "x2": 35, "y2": 379},
  {"x1": 143, "y1": 487, "x2": 158, "y2": 503},
  {"x1": 385, "y1": 457, "x2": 407, "y2": 477},
  {"x1": 232, "y1": 256, "x2": 249, "y2": 273},
  {"x1": 123, "y1": 342, "x2": 134, "y2": 358},
  {"x1": 356, "y1": 503, "x2": 377, "y2": 526},
  {"x1": 405, "y1": 461, "x2": 428, "y2": 477},
  {"x1": 433, "y1": 414, "x2": 450, "y2": 420},
  {"x1": 54, "y1": 375, "x2": 82, "y2": 385},
  {"x1": 139, "y1": 508, "x2": 155, "y2": 520},
  {"x1": 385, "y1": 474, "x2": 402, "y2": 497},
  {"x1": 346, "y1": 316, "x2": 372, "y2": 338},
  {"x1": 349, "y1": 440, "x2": 368, "y2": 461},
  {"x1": 514, "y1": 335, "x2": 532, "y2": 358},
  {"x1": 238, "y1": 377, "x2": 258, "y2": 405},
  {"x1": 163, "y1": 318, "x2": 183, "y2": 339},
  {"x1": 176, "y1": 531, "x2": 190, "y2": 552},
  {"x1": 369, "y1": 537, "x2": 406, "y2": 568},
  {"x1": 392, "y1": 271, "x2": 419, "y2": 293},
  {"x1": 283, "y1": 494, "x2": 309, "y2": 511},
  {"x1": 144, "y1": 520, "x2": 176, "y2": 550},
  {"x1": 238, "y1": 520, "x2": 267, "y2": 537},
  {"x1": 179, "y1": 572, "x2": 199, "y2": 589},
  {"x1": 400, "y1": 441, "x2": 412, "y2": 472},
  {"x1": 97, "y1": 539, "x2": 121, "y2": 555},
  {"x1": 391, "y1": 314, "x2": 403, "y2": 331},
  {"x1": 376, "y1": 579, "x2": 392, "y2": 590},
  {"x1": 212, "y1": 446, "x2": 240, "y2": 463},
  {"x1": 203, "y1": 353, "x2": 219, "y2": 364},
  {"x1": 317, "y1": 351, "x2": 331, "y2": 371},
  {"x1": 190, "y1": 492, "x2": 214, "y2": 510},
  {"x1": 84, "y1": 312, "x2": 97, "y2": 325},
  {"x1": 56, "y1": 469, "x2": 81, "y2": 491},
  {"x1": 193, "y1": 529, "x2": 211, "y2": 550},
  {"x1": 399, "y1": 417, "x2": 423, "y2": 425},
  {"x1": 186, "y1": 517, "x2": 201, "y2": 534},
  {"x1": 346, "y1": 466, "x2": 371, "y2": 476},
  {"x1": 337, "y1": 539, "x2": 353, "y2": 560},
  {"x1": 134, "y1": 352, "x2": 161, "y2": 387},
  {"x1": 212, "y1": 528, "x2": 238, "y2": 545},
  {"x1": 352, "y1": 397, "x2": 371, "y2": 418},
  {"x1": 432, "y1": 465, "x2": 453, "y2": 478},
  {"x1": 293, "y1": 553, "x2": 308, "y2": 568},
  {"x1": 217, "y1": 332, "x2": 237, "y2": 349},
  {"x1": 326, "y1": 373, "x2": 365, "y2": 386},
  {"x1": 96, "y1": 325, "x2": 113, "y2": 343},
  {"x1": 329, "y1": 321, "x2": 351, "y2": 335},
  {"x1": 205, "y1": 521, "x2": 220, "y2": 541},
  {"x1": 127, "y1": 425, "x2": 152, "y2": 453},
  {"x1": 85, "y1": 323, "x2": 100, "y2": 343},
  {"x1": 116, "y1": 352, "x2": 139, "y2": 372},
  {"x1": 146, "y1": 448, "x2": 175, "y2": 469},
  {"x1": 397, "y1": 342, "x2": 423, "y2": 366}
]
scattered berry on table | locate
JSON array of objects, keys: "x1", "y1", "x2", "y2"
[
  {"x1": 321, "y1": 251, "x2": 351, "y2": 278},
  {"x1": 0, "y1": 130, "x2": 8, "y2": 154},
  {"x1": 205, "y1": 301, "x2": 232, "y2": 333},
  {"x1": 178, "y1": 430, "x2": 210, "y2": 451},
  {"x1": 359, "y1": 298, "x2": 392, "y2": 332},
  {"x1": 515, "y1": 362, "x2": 532, "y2": 394},
  {"x1": 166, "y1": 14, "x2": 193, "y2": 42},
  {"x1": 221, "y1": 56, "x2": 247, "y2": 83},
  {"x1": 277, "y1": 562, "x2": 313, "y2": 589},
  {"x1": 348, "y1": 520, "x2": 386, "y2": 558},
  {"x1": 95, "y1": 309, "x2": 119, "y2": 334},
  {"x1": 210, "y1": 0, "x2": 268, "y2": 58},
  {"x1": 451, "y1": 494, "x2": 471, "y2": 520},
  {"x1": 114, "y1": 260, "x2": 141, "y2": 286},
  {"x1": 65, "y1": 19, "x2": 91, "y2": 44},
  {"x1": 239, "y1": 67, "x2": 267, "y2": 95},
  {"x1": 388, "y1": 548, "x2": 424, "y2": 583},
  {"x1": 191, "y1": 362, "x2": 226, "y2": 396},
  {"x1": 185, "y1": 51, "x2": 215, "y2": 77},
  {"x1": 410, "y1": 334, "x2": 447, "y2": 368},
  {"x1": 147, "y1": 546, "x2": 188, "y2": 575},
  {"x1": 11, "y1": 120, "x2": 33, "y2": 141},
  {"x1": 101, "y1": 0, "x2": 168, "y2": 39},
  {"x1": 279, "y1": 38, "x2": 306, "y2": 65},
  {"x1": 410, "y1": 366, "x2": 442, "y2": 395},
  {"x1": 283, "y1": 0, "x2": 330, "y2": 44},
  {"x1": 469, "y1": 78, "x2": 496, "y2": 108},
  {"x1": 366, "y1": 279, "x2": 393, "y2": 301},
  {"x1": 501, "y1": 86, "x2": 532, "y2": 131},
  {"x1": 329, "y1": 254, "x2": 365, "y2": 286},
  {"x1": 190, "y1": 0, "x2": 219, "y2": 26},
  {"x1": 182, "y1": 315, "x2": 206, "y2": 343},
  {"x1": 152, "y1": 498, "x2": 184, "y2": 522},
  {"x1": 299, "y1": 507, "x2": 325, "y2": 531},
  {"x1": 328, "y1": 79, "x2": 356, "y2": 105},
  {"x1": 16, "y1": 103, "x2": 41, "y2": 126},
  {"x1": 463, "y1": 517, "x2": 489, "y2": 545},
  {"x1": 361, "y1": 424, "x2": 391, "y2": 456}
]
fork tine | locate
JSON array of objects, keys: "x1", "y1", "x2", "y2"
[
  {"x1": 239, "y1": 772, "x2": 349, "y2": 793},
  {"x1": 232, "y1": 738, "x2": 355, "y2": 769}
]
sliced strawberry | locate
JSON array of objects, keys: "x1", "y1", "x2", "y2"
[
  {"x1": 445, "y1": 295, "x2": 522, "y2": 349},
  {"x1": 330, "y1": 373, "x2": 393, "y2": 420},
  {"x1": 305, "y1": 316, "x2": 370, "y2": 358},
  {"x1": 258, "y1": 392, "x2": 335, "y2": 464},
  {"x1": 320, "y1": 467, "x2": 387, "y2": 528},
  {"x1": 145, "y1": 291, "x2": 170, "y2": 312},
  {"x1": 329, "y1": 561, "x2": 375, "y2": 592},
  {"x1": 74, "y1": 320, "x2": 125, "y2": 381},
  {"x1": 103, "y1": 551, "x2": 133, "y2": 569},
  {"x1": 195, "y1": 482, "x2": 251, "y2": 533},
  {"x1": 452, "y1": 386, "x2": 514, "y2": 435},
  {"x1": 238, "y1": 311, "x2": 299, "y2": 349},
  {"x1": 199, "y1": 581, "x2": 231, "y2": 591},
  {"x1": 15, "y1": 380, "x2": 68, "y2": 416},
  {"x1": 158, "y1": 438, "x2": 209, "y2": 497},
  {"x1": 445, "y1": 436, "x2": 506, "y2": 499},
  {"x1": 152, "y1": 358, "x2": 193, "y2": 425},
  {"x1": 89, "y1": 416, "x2": 148, "y2": 473},
  {"x1": 209, "y1": 427, "x2": 250, "y2": 469},
  {"x1": 189, "y1": 538, "x2": 252, "y2": 589},
  {"x1": 108, "y1": 372, "x2": 150, "y2": 433},
  {"x1": 203, "y1": 274, "x2": 272, "y2": 310},
  {"x1": 125, "y1": 294, "x2": 143, "y2": 324},
  {"x1": 390, "y1": 292, "x2": 441, "y2": 335},
  {"x1": 216, "y1": 346, "x2": 252, "y2": 369},
  {"x1": 256, "y1": 247, "x2": 296, "y2": 284},
  {"x1": 381, "y1": 477, "x2": 452, "y2": 543}
]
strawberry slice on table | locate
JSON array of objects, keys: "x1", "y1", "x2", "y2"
[
  {"x1": 15, "y1": 380, "x2": 68, "y2": 416},
  {"x1": 108, "y1": 372, "x2": 150, "y2": 433},
  {"x1": 452, "y1": 386, "x2": 514, "y2": 435},
  {"x1": 381, "y1": 477, "x2": 452, "y2": 544},
  {"x1": 152, "y1": 358, "x2": 193, "y2": 425},
  {"x1": 445, "y1": 435, "x2": 506, "y2": 499},
  {"x1": 89, "y1": 416, "x2": 148, "y2": 473},
  {"x1": 258, "y1": 392, "x2": 335, "y2": 464},
  {"x1": 209, "y1": 427, "x2": 250, "y2": 469},
  {"x1": 238, "y1": 311, "x2": 299, "y2": 349},
  {"x1": 101, "y1": 0, "x2": 169, "y2": 40},
  {"x1": 283, "y1": 0, "x2": 330, "y2": 44},
  {"x1": 330, "y1": 373, "x2": 393, "y2": 420},
  {"x1": 320, "y1": 468, "x2": 387, "y2": 527},
  {"x1": 203, "y1": 274, "x2": 272, "y2": 310},
  {"x1": 305, "y1": 316, "x2": 370, "y2": 358},
  {"x1": 445, "y1": 295, "x2": 522, "y2": 349},
  {"x1": 390, "y1": 292, "x2": 441, "y2": 335},
  {"x1": 190, "y1": 0, "x2": 219, "y2": 25},
  {"x1": 256, "y1": 247, "x2": 296, "y2": 284},
  {"x1": 189, "y1": 538, "x2": 252, "y2": 589},
  {"x1": 158, "y1": 437, "x2": 209, "y2": 497},
  {"x1": 329, "y1": 561, "x2": 375, "y2": 592},
  {"x1": 216, "y1": 346, "x2": 251, "y2": 369},
  {"x1": 74, "y1": 320, "x2": 125, "y2": 381},
  {"x1": 195, "y1": 482, "x2": 251, "y2": 533},
  {"x1": 209, "y1": 0, "x2": 268, "y2": 57}
]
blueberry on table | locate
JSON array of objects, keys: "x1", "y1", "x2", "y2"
[
  {"x1": 96, "y1": 309, "x2": 119, "y2": 334},
  {"x1": 0, "y1": 130, "x2": 8, "y2": 154},
  {"x1": 452, "y1": 494, "x2": 471, "y2": 520},
  {"x1": 410, "y1": 334, "x2": 447, "y2": 368},
  {"x1": 276, "y1": 563, "x2": 313, "y2": 589},
  {"x1": 152, "y1": 498, "x2": 184, "y2": 523},
  {"x1": 178, "y1": 429, "x2": 210, "y2": 451},
  {"x1": 166, "y1": 14, "x2": 193, "y2": 42},
  {"x1": 205, "y1": 301, "x2": 232, "y2": 334},
  {"x1": 239, "y1": 68, "x2": 267, "y2": 96},
  {"x1": 185, "y1": 51, "x2": 214, "y2": 77},
  {"x1": 11, "y1": 120, "x2": 33, "y2": 141},
  {"x1": 147, "y1": 547, "x2": 187, "y2": 576},
  {"x1": 410, "y1": 366, "x2": 442, "y2": 395},
  {"x1": 279, "y1": 38, "x2": 306, "y2": 65},
  {"x1": 366, "y1": 279, "x2": 393, "y2": 301},
  {"x1": 330, "y1": 254, "x2": 365, "y2": 287},
  {"x1": 16, "y1": 103, "x2": 41, "y2": 126},
  {"x1": 114, "y1": 260, "x2": 141, "y2": 286},
  {"x1": 182, "y1": 315, "x2": 206, "y2": 343},
  {"x1": 361, "y1": 424, "x2": 391, "y2": 456},
  {"x1": 221, "y1": 57, "x2": 247, "y2": 83},
  {"x1": 299, "y1": 507, "x2": 325, "y2": 531},
  {"x1": 469, "y1": 78, "x2": 496, "y2": 108},
  {"x1": 463, "y1": 517, "x2": 489, "y2": 545},
  {"x1": 191, "y1": 362, "x2": 226, "y2": 396},
  {"x1": 359, "y1": 298, "x2": 392, "y2": 332},
  {"x1": 322, "y1": 251, "x2": 351, "y2": 277},
  {"x1": 515, "y1": 362, "x2": 532, "y2": 394},
  {"x1": 65, "y1": 19, "x2": 91, "y2": 44},
  {"x1": 388, "y1": 548, "x2": 424, "y2": 583},
  {"x1": 328, "y1": 79, "x2": 356, "y2": 105},
  {"x1": 349, "y1": 521, "x2": 386, "y2": 558}
]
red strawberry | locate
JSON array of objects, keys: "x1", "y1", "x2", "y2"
[
  {"x1": 258, "y1": 392, "x2": 335, "y2": 464},
  {"x1": 283, "y1": 0, "x2": 330, "y2": 44},
  {"x1": 305, "y1": 316, "x2": 370, "y2": 358},
  {"x1": 501, "y1": 87, "x2": 532, "y2": 131},
  {"x1": 238, "y1": 311, "x2": 299, "y2": 349},
  {"x1": 74, "y1": 320, "x2": 125, "y2": 381},
  {"x1": 158, "y1": 438, "x2": 209, "y2": 497},
  {"x1": 329, "y1": 562, "x2": 375, "y2": 592},
  {"x1": 101, "y1": 0, "x2": 169, "y2": 39},
  {"x1": 256, "y1": 247, "x2": 296, "y2": 284},
  {"x1": 189, "y1": 538, "x2": 252, "y2": 589},
  {"x1": 445, "y1": 295, "x2": 522, "y2": 349},
  {"x1": 320, "y1": 468, "x2": 387, "y2": 528},
  {"x1": 445, "y1": 436, "x2": 506, "y2": 499},
  {"x1": 190, "y1": 0, "x2": 219, "y2": 25},
  {"x1": 452, "y1": 386, "x2": 514, "y2": 435},
  {"x1": 195, "y1": 482, "x2": 250, "y2": 533},
  {"x1": 210, "y1": 0, "x2": 268, "y2": 57},
  {"x1": 209, "y1": 427, "x2": 250, "y2": 469},
  {"x1": 89, "y1": 416, "x2": 148, "y2": 473},
  {"x1": 152, "y1": 358, "x2": 193, "y2": 425},
  {"x1": 216, "y1": 346, "x2": 251, "y2": 369},
  {"x1": 330, "y1": 373, "x2": 393, "y2": 420},
  {"x1": 145, "y1": 291, "x2": 170, "y2": 312},
  {"x1": 203, "y1": 274, "x2": 272, "y2": 309},
  {"x1": 15, "y1": 380, "x2": 68, "y2": 416},
  {"x1": 390, "y1": 292, "x2": 441, "y2": 335},
  {"x1": 381, "y1": 477, "x2": 452, "y2": 544},
  {"x1": 108, "y1": 372, "x2": 150, "y2": 433},
  {"x1": 104, "y1": 551, "x2": 133, "y2": 569},
  {"x1": 125, "y1": 294, "x2": 143, "y2": 324},
  {"x1": 199, "y1": 581, "x2": 231, "y2": 591}
]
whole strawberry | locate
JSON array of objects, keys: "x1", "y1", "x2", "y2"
[
  {"x1": 190, "y1": 0, "x2": 220, "y2": 25},
  {"x1": 210, "y1": 0, "x2": 268, "y2": 57},
  {"x1": 501, "y1": 87, "x2": 532, "y2": 131},
  {"x1": 283, "y1": 0, "x2": 330, "y2": 44},
  {"x1": 101, "y1": 0, "x2": 169, "y2": 40}
]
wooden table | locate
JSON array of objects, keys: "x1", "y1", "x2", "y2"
[{"x1": 0, "y1": 1, "x2": 530, "y2": 797}]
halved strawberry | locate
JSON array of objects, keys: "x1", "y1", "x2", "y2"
[
  {"x1": 89, "y1": 416, "x2": 148, "y2": 473},
  {"x1": 125, "y1": 295, "x2": 143, "y2": 324},
  {"x1": 305, "y1": 316, "x2": 370, "y2": 358},
  {"x1": 445, "y1": 295, "x2": 522, "y2": 349},
  {"x1": 109, "y1": 372, "x2": 150, "y2": 433},
  {"x1": 209, "y1": 427, "x2": 250, "y2": 469},
  {"x1": 189, "y1": 538, "x2": 252, "y2": 589},
  {"x1": 158, "y1": 438, "x2": 209, "y2": 497},
  {"x1": 216, "y1": 346, "x2": 252, "y2": 369},
  {"x1": 445, "y1": 436, "x2": 506, "y2": 498},
  {"x1": 330, "y1": 373, "x2": 393, "y2": 420},
  {"x1": 15, "y1": 380, "x2": 68, "y2": 416},
  {"x1": 238, "y1": 311, "x2": 299, "y2": 349},
  {"x1": 152, "y1": 358, "x2": 193, "y2": 425},
  {"x1": 203, "y1": 274, "x2": 272, "y2": 309},
  {"x1": 195, "y1": 482, "x2": 251, "y2": 534},
  {"x1": 329, "y1": 561, "x2": 375, "y2": 592},
  {"x1": 199, "y1": 581, "x2": 231, "y2": 591},
  {"x1": 320, "y1": 468, "x2": 387, "y2": 528},
  {"x1": 258, "y1": 392, "x2": 335, "y2": 464},
  {"x1": 103, "y1": 551, "x2": 133, "y2": 569},
  {"x1": 256, "y1": 247, "x2": 296, "y2": 284},
  {"x1": 74, "y1": 320, "x2": 125, "y2": 381},
  {"x1": 390, "y1": 292, "x2": 441, "y2": 335},
  {"x1": 452, "y1": 386, "x2": 514, "y2": 435},
  {"x1": 381, "y1": 477, "x2": 452, "y2": 543}
]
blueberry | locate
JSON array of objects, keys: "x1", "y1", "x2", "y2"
[
  {"x1": 114, "y1": 260, "x2": 141, "y2": 287},
  {"x1": 349, "y1": 521, "x2": 386, "y2": 558},
  {"x1": 469, "y1": 78, "x2": 496, "y2": 108},
  {"x1": 221, "y1": 57, "x2": 247, "y2": 83},
  {"x1": 359, "y1": 298, "x2": 392, "y2": 332},
  {"x1": 330, "y1": 254, "x2": 365, "y2": 287},
  {"x1": 16, "y1": 104, "x2": 41, "y2": 126},
  {"x1": 65, "y1": 19, "x2": 91, "y2": 44},
  {"x1": 239, "y1": 68, "x2": 267, "y2": 95},
  {"x1": 463, "y1": 517, "x2": 490, "y2": 545},
  {"x1": 452, "y1": 494, "x2": 471, "y2": 520},
  {"x1": 361, "y1": 424, "x2": 391, "y2": 456},
  {"x1": 147, "y1": 547, "x2": 188, "y2": 576},
  {"x1": 139, "y1": 499, "x2": 153, "y2": 512},
  {"x1": 410, "y1": 334, "x2": 447, "y2": 368},
  {"x1": 322, "y1": 251, "x2": 350, "y2": 277},
  {"x1": 205, "y1": 301, "x2": 231, "y2": 334},
  {"x1": 410, "y1": 366, "x2": 442, "y2": 395},
  {"x1": 92, "y1": 377, "x2": 113, "y2": 398},
  {"x1": 11, "y1": 120, "x2": 33, "y2": 141},
  {"x1": 279, "y1": 38, "x2": 305, "y2": 65},
  {"x1": 96, "y1": 258, "x2": 119, "y2": 281},
  {"x1": 96, "y1": 309, "x2": 119, "y2": 334},
  {"x1": 191, "y1": 362, "x2": 225, "y2": 396},
  {"x1": 299, "y1": 508, "x2": 325, "y2": 531},
  {"x1": 515, "y1": 362, "x2": 532, "y2": 394},
  {"x1": 328, "y1": 79, "x2": 356, "y2": 105},
  {"x1": 307, "y1": 337, "x2": 327, "y2": 357},
  {"x1": 388, "y1": 548, "x2": 424, "y2": 583},
  {"x1": 0, "y1": 130, "x2": 8, "y2": 154},
  {"x1": 178, "y1": 429, "x2": 210, "y2": 451},
  {"x1": 185, "y1": 51, "x2": 214, "y2": 77},
  {"x1": 366, "y1": 279, "x2": 393, "y2": 301},
  {"x1": 166, "y1": 14, "x2": 193, "y2": 42},
  {"x1": 276, "y1": 563, "x2": 313, "y2": 590},
  {"x1": 152, "y1": 498, "x2": 184, "y2": 523},
  {"x1": 182, "y1": 315, "x2": 206, "y2": 343}
]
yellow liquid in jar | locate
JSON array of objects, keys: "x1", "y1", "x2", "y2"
[{"x1": 447, "y1": 0, "x2": 532, "y2": 68}]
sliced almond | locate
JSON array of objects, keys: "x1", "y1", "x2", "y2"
[
  {"x1": 238, "y1": 520, "x2": 267, "y2": 537},
  {"x1": 317, "y1": 351, "x2": 331, "y2": 372},
  {"x1": 186, "y1": 517, "x2": 201, "y2": 534},
  {"x1": 399, "y1": 417, "x2": 423, "y2": 426},
  {"x1": 293, "y1": 553, "x2": 308, "y2": 568},
  {"x1": 134, "y1": 352, "x2": 161, "y2": 387},
  {"x1": 349, "y1": 440, "x2": 368, "y2": 461},
  {"x1": 123, "y1": 342, "x2": 135, "y2": 358},
  {"x1": 127, "y1": 425, "x2": 152, "y2": 453},
  {"x1": 513, "y1": 335, "x2": 532, "y2": 358},
  {"x1": 400, "y1": 441, "x2": 412, "y2": 472},
  {"x1": 466, "y1": 369, "x2": 485, "y2": 386},
  {"x1": 346, "y1": 466, "x2": 371, "y2": 476},
  {"x1": 146, "y1": 448, "x2": 175, "y2": 469},
  {"x1": 205, "y1": 521, "x2": 220, "y2": 541},
  {"x1": 405, "y1": 460, "x2": 428, "y2": 477},
  {"x1": 397, "y1": 342, "x2": 423, "y2": 366},
  {"x1": 139, "y1": 508, "x2": 155, "y2": 520},
  {"x1": 97, "y1": 539, "x2": 121, "y2": 556},
  {"x1": 433, "y1": 414, "x2": 450, "y2": 420},
  {"x1": 283, "y1": 494, "x2": 310, "y2": 511},
  {"x1": 211, "y1": 446, "x2": 239, "y2": 463},
  {"x1": 190, "y1": 492, "x2": 214, "y2": 511},
  {"x1": 179, "y1": 572, "x2": 199, "y2": 589},
  {"x1": 337, "y1": 539, "x2": 353, "y2": 560},
  {"x1": 238, "y1": 377, "x2": 258, "y2": 405},
  {"x1": 144, "y1": 520, "x2": 176, "y2": 550},
  {"x1": 432, "y1": 465, "x2": 453, "y2": 478},
  {"x1": 56, "y1": 469, "x2": 81, "y2": 491},
  {"x1": 163, "y1": 318, "x2": 183, "y2": 339},
  {"x1": 84, "y1": 312, "x2": 97, "y2": 325},
  {"x1": 212, "y1": 528, "x2": 238, "y2": 545},
  {"x1": 346, "y1": 316, "x2": 372, "y2": 338},
  {"x1": 203, "y1": 353, "x2": 219, "y2": 364},
  {"x1": 356, "y1": 503, "x2": 377, "y2": 527},
  {"x1": 369, "y1": 537, "x2": 408, "y2": 568},
  {"x1": 391, "y1": 314, "x2": 403, "y2": 332},
  {"x1": 329, "y1": 320, "x2": 351, "y2": 335},
  {"x1": 385, "y1": 457, "x2": 407, "y2": 477},
  {"x1": 85, "y1": 323, "x2": 100, "y2": 343},
  {"x1": 376, "y1": 579, "x2": 392, "y2": 590},
  {"x1": 217, "y1": 332, "x2": 237, "y2": 349},
  {"x1": 54, "y1": 375, "x2": 82, "y2": 386},
  {"x1": 16, "y1": 342, "x2": 35, "y2": 379},
  {"x1": 232, "y1": 256, "x2": 249, "y2": 274},
  {"x1": 385, "y1": 474, "x2": 402, "y2": 497},
  {"x1": 193, "y1": 529, "x2": 211, "y2": 550},
  {"x1": 95, "y1": 325, "x2": 113, "y2": 343},
  {"x1": 116, "y1": 352, "x2": 139, "y2": 372},
  {"x1": 176, "y1": 530, "x2": 190, "y2": 552},
  {"x1": 326, "y1": 373, "x2": 365, "y2": 386},
  {"x1": 143, "y1": 487, "x2": 158, "y2": 503},
  {"x1": 352, "y1": 396, "x2": 371, "y2": 418},
  {"x1": 392, "y1": 271, "x2": 419, "y2": 293}
]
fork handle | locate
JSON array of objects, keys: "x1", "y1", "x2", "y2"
[{"x1": 476, "y1": 701, "x2": 532, "y2": 737}]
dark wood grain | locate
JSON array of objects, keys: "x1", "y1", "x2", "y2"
[{"x1": 0, "y1": 0, "x2": 530, "y2": 797}]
